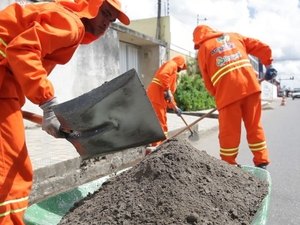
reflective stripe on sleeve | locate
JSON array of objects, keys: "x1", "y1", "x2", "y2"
[
  {"x1": 0, "y1": 37, "x2": 7, "y2": 58},
  {"x1": 151, "y1": 77, "x2": 162, "y2": 87},
  {"x1": 0, "y1": 196, "x2": 28, "y2": 218},
  {"x1": 0, "y1": 207, "x2": 28, "y2": 217}
]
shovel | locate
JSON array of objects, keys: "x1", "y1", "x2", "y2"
[
  {"x1": 169, "y1": 101, "x2": 199, "y2": 141},
  {"x1": 158, "y1": 108, "x2": 218, "y2": 148},
  {"x1": 178, "y1": 114, "x2": 200, "y2": 141},
  {"x1": 23, "y1": 69, "x2": 165, "y2": 159}
]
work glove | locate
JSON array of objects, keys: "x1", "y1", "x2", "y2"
[
  {"x1": 164, "y1": 89, "x2": 173, "y2": 102},
  {"x1": 265, "y1": 65, "x2": 277, "y2": 81},
  {"x1": 40, "y1": 97, "x2": 64, "y2": 138},
  {"x1": 174, "y1": 106, "x2": 182, "y2": 117}
]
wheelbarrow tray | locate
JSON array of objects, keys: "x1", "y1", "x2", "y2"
[{"x1": 24, "y1": 166, "x2": 272, "y2": 225}]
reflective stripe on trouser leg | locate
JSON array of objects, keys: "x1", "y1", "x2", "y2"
[
  {"x1": 0, "y1": 98, "x2": 33, "y2": 225},
  {"x1": 218, "y1": 101, "x2": 242, "y2": 165},
  {"x1": 220, "y1": 147, "x2": 239, "y2": 164},
  {"x1": 242, "y1": 93, "x2": 270, "y2": 166},
  {"x1": 248, "y1": 141, "x2": 269, "y2": 166}
]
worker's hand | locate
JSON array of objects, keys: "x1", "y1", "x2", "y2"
[
  {"x1": 174, "y1": 106, "x2": 182, "y2": 116},
  {"x1": 265, "y1": 65, "x2": 277, "y2": 81},
  {"x1": 258, "y1": 77, "x2": 265, "y2": 84},
  {"x1": 164, "y1": 89, "x2": 173, "y2": 102},
  {"x1": 40, "y1": 97, "x2": 64, "y2": 138}
]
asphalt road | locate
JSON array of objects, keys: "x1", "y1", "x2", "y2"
[{"x1": 190, "y1": 98, "x2": 300, "y2": 225}]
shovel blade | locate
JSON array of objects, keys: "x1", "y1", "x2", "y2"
[
  {"x1": 53, "y1": 69, "x2": 165, "y2": 159},
  {"x1": 188, "y1": 130, "x2": 200, "y2": 142}
]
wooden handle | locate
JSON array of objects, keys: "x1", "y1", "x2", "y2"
[
  {"x1": 158, "y1": 108, "x2": 217, "y2": 147},
  {"x1": 179, "y1": 114, "x2": 194, "y2": 134},
  {"x1": 22, "y1": 111, "x2": 43, "y2": 125}
]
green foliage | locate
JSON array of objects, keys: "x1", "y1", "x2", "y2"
[{"x1": 174, "y1": 58, "x2": 215, "y2": 111}]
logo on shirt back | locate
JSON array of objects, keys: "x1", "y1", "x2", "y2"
[
  {"x1": 211, "y1": 34, "x2": 242, "y2": 67},
  {"x1": 216, "y1": 52, "x2": 242, "y2": 67},
  {"x1": 211, "y1": 34, "x2": 235, "y2": 55}
]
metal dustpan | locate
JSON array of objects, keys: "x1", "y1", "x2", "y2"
[{"x1": 53, "y1": 69, "x2": 165, "y2": 159}]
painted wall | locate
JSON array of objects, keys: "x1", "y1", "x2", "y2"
[{"x1": 139, "y1": 45, "x2": 167, "y2": 88}]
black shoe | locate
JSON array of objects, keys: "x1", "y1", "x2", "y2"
[{"x1": 256, "y1": 163, "x2": 268, "y2": 170}]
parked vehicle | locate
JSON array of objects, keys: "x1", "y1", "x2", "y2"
[{"x1": 291, "y1": 88, "x2": 300, "y2": 100}]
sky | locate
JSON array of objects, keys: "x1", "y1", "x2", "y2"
[{"x1": 121, "y1": 0, "x2": 300, "y2": 89}]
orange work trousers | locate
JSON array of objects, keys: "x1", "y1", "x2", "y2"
[
  {"x1": 148, "y1": 102, "x2": 168, "y2": 147},
  {"x1": 0, "y1": 98, "x2": 33, "y2": 225},
  {"x1": 218, "y1": 92, "x2": 270, "y2": 166}
]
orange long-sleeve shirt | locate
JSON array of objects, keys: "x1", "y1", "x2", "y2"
[
  {"x1": 147, "y1": 60, "x2": 178, "y2": 104},
  {"x1": 0, "y1": 0, "x2": 103, "y2": 105},
  {"x1": 147, "y1": 56, "x2": 186, "y2": 107},
  {"x1": 196, "y1": 26, "x2": 273, "y2": 109}
]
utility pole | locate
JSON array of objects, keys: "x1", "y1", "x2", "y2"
[
  {"x1": 166, "y1": 0, "x2": 169, "y2": 16},
  {"x1": 156, "y1": 0, "x2": 161, "y2": 40},
  {"x1": 197, "y1": 14, "x2": 207, "y2": 25}
]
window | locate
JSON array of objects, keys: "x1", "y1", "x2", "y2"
[{"x1": 119, "y1": 42, "x2": 140, "y2": 75}]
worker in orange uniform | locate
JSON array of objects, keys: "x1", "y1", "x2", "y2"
[
  {"x1": 0, "y1": 0, "x2": 129, "y2": 224},
  {"x1": 146, "y1": 56, "x2": 187, "y2": 150},
  {"x1": 193, "y1": 25, "x2": 277, "y2": 169}
]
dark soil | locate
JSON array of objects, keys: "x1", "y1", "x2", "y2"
[{"x1": 59, "y1": 138, "x2": 269, "y2": 225}]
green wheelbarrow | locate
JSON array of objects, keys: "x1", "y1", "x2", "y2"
[
  {"x1": 242, "y1": 165, "x2": 272, "y2": 225},
  {"x1": 24, "y1": 166, "x2": 272, "y2": 225}
]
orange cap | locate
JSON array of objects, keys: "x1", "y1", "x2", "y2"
[
  {"x1": 106, "y1": 0, "x2": 130, "y2": 25},
  {"x1": 56, "y1": 0, "x2": 104, "y2": 19}
]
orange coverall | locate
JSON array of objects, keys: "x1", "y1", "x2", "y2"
[
  {"x1": 193, "y1": 25, "x2": 272, "y2": 166},
  {"x1": 146, "y1": 56, "x2": 186, "y2": 146},
  {"x1": 0, "y1": 1, "x2": 104, "y2": 224}
]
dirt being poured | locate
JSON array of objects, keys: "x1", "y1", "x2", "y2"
[{"x1": 59, "y1": 138, "x2": 268, "y2": 225}]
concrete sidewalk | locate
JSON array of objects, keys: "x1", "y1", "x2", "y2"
[{"x1": 25, "y1": 110, "x2": 219, "y2": 204}]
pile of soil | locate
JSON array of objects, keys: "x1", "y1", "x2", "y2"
[{"x1": 59, "y1": 138, "x2": 268, "y2": 225}]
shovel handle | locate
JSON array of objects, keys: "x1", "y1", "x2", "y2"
[
  {"x1": 22, "y1": 110, "x2": 72, "y2": 139},
  {"x1": 22, "y1": 111, "x2": 43, "y2": 125},
  {"x1": 178, "y1": 114, "x2": 194, "y2": 134},
  {"x1": 158, "y1": 108, "x2": 217, "y2": 147}
]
